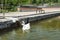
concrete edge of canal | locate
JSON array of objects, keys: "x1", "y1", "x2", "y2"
[{"x1": 0, "y1": 11, "x2": 60, "y2": 30}]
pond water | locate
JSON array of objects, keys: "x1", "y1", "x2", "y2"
[{"x1": 0, "y1": 16, "x2": 60, "y2": 40}]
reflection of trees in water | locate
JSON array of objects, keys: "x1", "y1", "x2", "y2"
[{"x1": 40, "y1": 17, "x2": 60, "y2": 31}]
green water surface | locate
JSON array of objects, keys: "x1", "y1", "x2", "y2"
[{"x1": 0, "y1": 16, "x2": 60, "y2": 40}]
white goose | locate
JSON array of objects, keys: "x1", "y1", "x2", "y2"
[{"x1": 21, "y1": 21, "x2": 30, "y2": 31}]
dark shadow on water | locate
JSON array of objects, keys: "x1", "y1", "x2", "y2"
[
  {"x1": 30, "y1": 15, "x2": 60, "y2": 24},
  {"x1": 0, "y1": 21, "x2": 22, "y2": 36}
]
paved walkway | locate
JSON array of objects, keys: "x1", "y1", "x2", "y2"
[
  {"x1": 43, "y1": 8, "x2": 60, "y2": 12},
  {"x1": 0, "y1": 8, "x2": 60, "y2": 16},
  {"x1": 0, "y1": 8, "x2": 60, "y2": 19}
]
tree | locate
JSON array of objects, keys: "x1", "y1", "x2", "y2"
[
  {"x1": 32, "y1": 0, "x2": 37, "y2": 4},
  {"x1": 53, "y1": 0, "x2": 58, "y2": 3}
]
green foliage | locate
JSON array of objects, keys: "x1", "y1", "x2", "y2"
[{"x1": 32, "y1": 0, "x2": 36, "y2": 4}]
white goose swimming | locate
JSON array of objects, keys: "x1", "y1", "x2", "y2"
[{"x1": 21, "y1": 21, "x2": 30, "y2": 31}]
